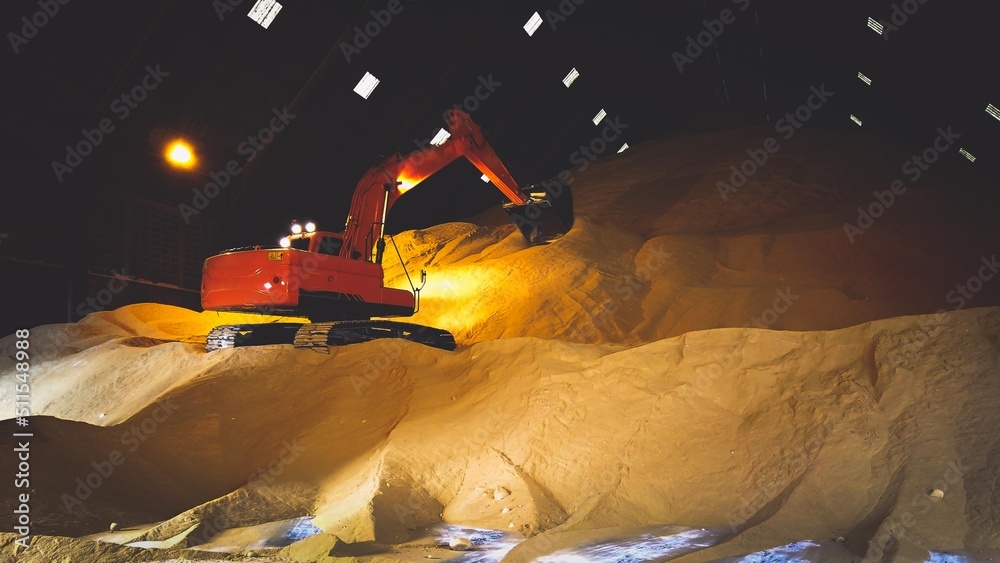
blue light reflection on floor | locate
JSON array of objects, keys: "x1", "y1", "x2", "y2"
[
  {"x1": 284, "y1": 516, "x2": 323, "y2": 543},
  {"x1": 926, "y1": 553, "x2": 973, "y2": 563},
  {"x1": 726, "y1": 540, "x2": 823, "y2": 562},
  {"x1": 435, "y1": 524, "x2": 522, "y2": 563},
  {"x1": 536, "y1": 528, "x2": 722, "y2": 562}
]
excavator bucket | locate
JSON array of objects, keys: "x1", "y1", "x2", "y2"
[{"x1": 503, "y1": 180, "x2": 574, "y2": 245}]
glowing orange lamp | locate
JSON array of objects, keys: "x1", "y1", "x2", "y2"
[{"x1": 165, "y1": 140, "x2": 196, "y2": 169}]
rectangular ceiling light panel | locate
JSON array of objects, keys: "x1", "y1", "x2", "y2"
[
  {"x1": 987, "y1": 103, "x2": 1000, "y2": 122},
  {"x1": 430, "y1": 128, "x2": 451, "y2": 146},
  {"x1": 249, "y1": 0, "x2": 282, "y2": 28},
  {"x1": 524, "y1": 12, "x2": 543, "y2": 36},
  {"x1": 563, "y1": 68, "x2": 580, "y2": 87},
  {"x1": 354, "y1": 72, "x2": 380, "y2": 99}
]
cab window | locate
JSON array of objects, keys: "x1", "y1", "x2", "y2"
[{"x1": 318, "y1": 236, "x2": 343, "y2": 256}]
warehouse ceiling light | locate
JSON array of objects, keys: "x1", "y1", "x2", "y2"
[
  {"x1": 593, "y1": 109, "x2": 607, "y2": 125},
  {"x1": 563, "y1": 68, "x2": 580, "y2": 88},
  {"x1": 430, "y1": 128, "x2": 451, "y2": 146},
  {"x1": 524, "y1": 12, "x2": 543, "y2": 36},
  {"x1": 867, "y1": 17, "x2": 884, "y2": 35},
  {"x1": 987, "y1": 103, "x2": 1000, "y2": 122},
  {"x1": 354, "y1": 72, "x2": 380, "y2": 99},
  {"x1": 858, "y1": 72, "x2": 872, "y2": 85},
  {"x1": 248, "y1": 0, "x2": 282, "y2": 29}
]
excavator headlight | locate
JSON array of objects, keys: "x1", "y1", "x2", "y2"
[
  {"x1": 279, "y1": 237, "x2": 291, "y2": 248},
  {"x1": 305, "y1": 222, "x2": 316, "y2": 233},
  {"x1": 291, "y1": 223, "x2": 303, "y2": 234}
]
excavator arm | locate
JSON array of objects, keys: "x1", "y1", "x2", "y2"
[
  {"x1": 395, "y1": 110, "x2": 526, "y2": 205},
  {"x1": 341, "y1": 109, "x2": 572, "y2": 261}
]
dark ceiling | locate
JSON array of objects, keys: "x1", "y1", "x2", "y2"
[{"x1": 4, "y1": 0, "x2": 998, "y2": 245}]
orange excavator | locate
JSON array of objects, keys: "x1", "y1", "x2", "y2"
[{"x1": 200, "y1": 109, "x2": 573, "y2": 351}]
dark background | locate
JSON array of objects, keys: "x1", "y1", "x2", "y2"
[{"x1": 1, "y1": 0, "x2": 997, "y2": 334}]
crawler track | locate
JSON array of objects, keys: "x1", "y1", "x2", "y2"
[{"x1": 206, "y1": 320, "x2": 456, "y2": 352}]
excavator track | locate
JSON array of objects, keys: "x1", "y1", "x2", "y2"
[{"x1": 206, "y1": 321, "x2": 456, "y2": 352}]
